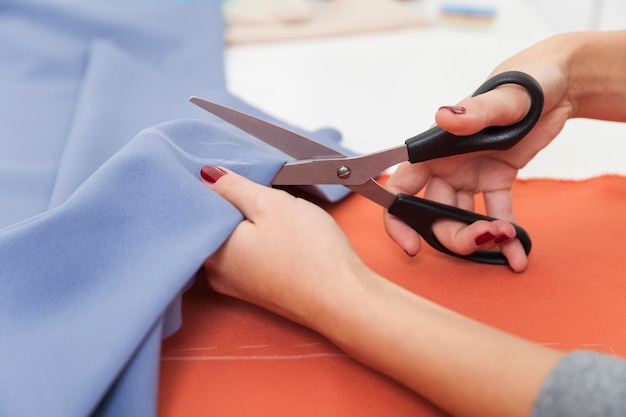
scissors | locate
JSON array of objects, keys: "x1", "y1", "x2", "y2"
[{"x1": 191, "y1": 70, "x2": 543, "y2": 265}]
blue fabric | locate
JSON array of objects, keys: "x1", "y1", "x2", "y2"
[{"x1": 0, "y1": 1, "x2": 351, "y2": 416}]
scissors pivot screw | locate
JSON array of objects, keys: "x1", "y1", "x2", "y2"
[{"x1": 337, "y1": 165, "x2": 351, "y2": 179}]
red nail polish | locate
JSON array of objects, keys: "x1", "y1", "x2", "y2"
[
  {"x1": 494, "y1": 234, "x2": 512, "y2": 244},
  {"x1": 475, "y1": 232, "x2": 496, "y2": 246},
  {"x1": 439, "y1": 105, "x2": 467, "y2": 115},
  {"x1": 200, "y1": 166, "x2": 227, "y2": 184}
]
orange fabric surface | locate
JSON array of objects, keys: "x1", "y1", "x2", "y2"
[{"x1": 159, "y1": 175, "x2": 626, "y2": 417}]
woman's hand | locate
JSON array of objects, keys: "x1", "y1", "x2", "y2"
[
  {"x1": 198, "y1": 166, "x2": 563, "y2": 417},
  {"x1": 200, "y1": 166, "x2": 373, "y2": 331},
  {"x1": 195, "y1": 31, "x2": 625, "y2": 417},
  {"x1": 385, "y1": 33, "x2": 577, "y2": 272}
]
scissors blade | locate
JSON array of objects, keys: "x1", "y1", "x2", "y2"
[{"x1": 189, "y1": 96, "x2": 345, "y2": 160}]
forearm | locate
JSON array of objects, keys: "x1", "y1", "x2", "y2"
[
  {"x1": 565, "y1": 30, "x2": 626, "y2": 121},
  {"x1": 314, "y1": 272, "x2": 563, "y2": 417}
]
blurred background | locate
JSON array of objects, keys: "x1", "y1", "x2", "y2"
[{"x1": 222, "y1": 0, "x2": 626, "y2": 179}]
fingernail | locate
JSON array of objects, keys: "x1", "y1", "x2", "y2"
[
  {"x1": 439, "y1": 105, "x2": 467, "y2": 115},
  {"x1": 404, "y1": 249, "x2": 417, "y2": 258},
  {"x1": 200, "y1": 165, "x2": 227, "y2": 184},
  {"x1": 475, "y1": 232, "x2": 496, "y2": 246},
  {"x1": 494, "y1": 234, "x2": 512, "y2": 244}
]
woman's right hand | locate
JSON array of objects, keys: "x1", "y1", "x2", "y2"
[{"x1": 384, "y1": 32, "x2": 578, "y2": 271}]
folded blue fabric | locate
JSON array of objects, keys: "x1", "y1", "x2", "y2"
[{"x1": 0, "y1": 1, "x2": 351, "y2": 416}]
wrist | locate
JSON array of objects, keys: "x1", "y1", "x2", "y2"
[
  {"x1": 299, "y1": 264, "x2": 385, "y2": 342},
  {"x1": 311, "y1": 269, "x2": 425, "y2": 366},
  {"x1": 566, "y1": 30, "x2": 626, "y2": 121},
  {"x1": 288, "y1": 260, "x2": 380, "y2": 334}
]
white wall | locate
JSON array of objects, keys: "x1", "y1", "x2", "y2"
[
  {"x1": 597, "y1": 0, "x2": 626, "y2": 30},
  {"x1": 526, "y1": 0, "x2": 626, "y2": 31}
]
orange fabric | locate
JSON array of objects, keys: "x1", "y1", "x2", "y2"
[{"x1": 159, "y1": 175, "x2": 626, "y2": 417}]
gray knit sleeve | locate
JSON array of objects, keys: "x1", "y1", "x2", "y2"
[{"x1": 532, "y1": 350, "x2": 626, "y2": 417}]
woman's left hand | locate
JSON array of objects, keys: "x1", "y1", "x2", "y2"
[{"x1": 199, "y1": 166, "x2": 373, "y2": 330}]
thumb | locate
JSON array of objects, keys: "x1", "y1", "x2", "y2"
[
  {"x1": 200, "y1": 165, "x2": 272, "y2": 220},
  {"x1": 435, "y1": 84, "x2": 531, "y2": 136}
]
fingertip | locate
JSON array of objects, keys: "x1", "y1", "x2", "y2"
[
  {"x1": 384, "y1": 213, "x2": 422, "y2": 257},
  {"x1": 491, "y1": 219, "x2": 518, "y2": 244},
  {"x1": 501, "y1": 240, "x2": 529, "y2": 273},
  {"x1": 200, "y1": 165, "x2": 228, "y2": 185},
  {"x1": 434, "y1": 99, "x2": 482, "y2": 136},
  {"x1": 438, "y1": 105, "x2": 466, "y2": 115},
  {"x1": 199, "y1": 166, "x2": 256, "y2": 215},
  {"x1": 435, "y1": 84, "x2": 530, "y2": 137},
  {"x1": 471, "y1": 221, "x2": 529, "y2": 271},
  {"x1": 403, "y1": 240, "x2": 421, "y2": 258}
]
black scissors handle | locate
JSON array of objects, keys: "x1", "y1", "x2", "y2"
[
  {"x1": 405, "y1": 71, "x2": 544, "y2": 163},
  {"x1": 388, "y1": 71, "x2": 542, "y2": 264},
  {"x1": 388, "y1": 194, "x2": 531, "y2": 265}
]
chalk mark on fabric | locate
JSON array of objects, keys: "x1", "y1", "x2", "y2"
[
  {"x1": 161, "y1": 352, "x2": 348, "y2": 361},
  {"x1": 162, "y1": 341, "x2": 347, "y2": 361},
  {"x1": 540, "y1": 342, "x2": 617, "y2": 356}
]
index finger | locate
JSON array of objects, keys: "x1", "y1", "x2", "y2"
[
  {"x1": 200, "y1": 166, "x2": 290, "y2": 221},
  {"x1": 385, "y1": 160, "x2": 432, "y2": 197}
]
